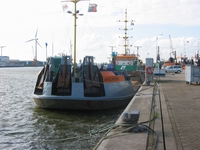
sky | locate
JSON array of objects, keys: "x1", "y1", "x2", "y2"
[{"x1": 0, "y1": 0, "x2": 200, "y2": 63}]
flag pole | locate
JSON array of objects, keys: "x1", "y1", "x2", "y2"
[
  {"x1": 62, "y1": 0, "x2": 89, "y2": 77},
  {"x1": 73, "y1": 0, "x2": 77, "y2": 78}
]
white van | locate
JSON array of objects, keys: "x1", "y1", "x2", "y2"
[{"x1": 164, "y1": 65, "x2": 182, "y2": 74}]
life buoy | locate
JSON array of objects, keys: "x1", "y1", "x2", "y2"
[{"x1": 146, "y1": 66, "x2": 154, "y2": 74}]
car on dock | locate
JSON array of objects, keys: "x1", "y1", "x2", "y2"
[{"x1": 164, "y1": 65, "x2": 182, "y2": 74}]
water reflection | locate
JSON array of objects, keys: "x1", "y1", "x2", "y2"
[{"x1": 30, "y1": 108, "x2": 124, "y2": 149}]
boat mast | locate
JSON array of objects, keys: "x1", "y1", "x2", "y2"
[
  {"x1": 119, "y1": 9, "x2": 133, "y2": 55},
  {"x1": 124, "y1": 9, "x2": 128, "y2": 55},
  {"x1": 73, "y1": 0, "x2": 77, "y2": 77},
  {"x1": 62, "y1": 0, "x2": 80, "y2": 77}
]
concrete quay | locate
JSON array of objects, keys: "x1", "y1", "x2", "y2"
[{"x1": 94, "y1": 71, "x2": 200, "y2": 150}]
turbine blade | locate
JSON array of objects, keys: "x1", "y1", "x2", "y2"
[
  {"x1": 25, "y1": 39, "x2": 35, "y2": 43},
  {"x1": 37, "y1": 41, "x2": 42, "y2": 48},
  {"x1": 35, "y1": 28, "x2": 38, "y2": 38}
]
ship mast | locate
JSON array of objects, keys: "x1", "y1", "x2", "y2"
[
  {"x1": 123, "y1": 9, "x2": 128, "y2": 55},
  {"x1": 62, "y1": 0, "x2": 82, "y2": 77},
  {"x1": 119, "y1": 9, "x2": 133, "y2": 55},
  {"x1": 73, "y1": 0, "x2": 77, "y2": 77}
]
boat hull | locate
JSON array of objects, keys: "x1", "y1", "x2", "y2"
[
  {"x1": 33, "y1": 56, "x2": 136, "y2": 110},
  {"x1": 33, "y1": 80, "x2": 135, "y2": 110},
  {"x1": 115, "y1": 65, "x2": 137, "y2": 71},
  {"x1": 33, "y1": 95, "x2": 134, "y2": 110}
]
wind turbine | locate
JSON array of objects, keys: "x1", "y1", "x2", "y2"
[{"x1": 25, "y1": 29, "x2": 42, "y2": 61}]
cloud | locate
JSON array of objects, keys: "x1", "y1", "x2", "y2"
[
  {"x1": 0, "y1": 0, "x2": 199, "y2": 64},
  {"x1": 130, "y1": 0, "x2": 200, "y2": 26}
]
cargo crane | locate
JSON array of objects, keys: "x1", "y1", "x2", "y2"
[
  {"x1": 168, "y1": 35, "x2": 189, "y2": 69},
  {"x1": 169, "y1": 35, "x2": 176, "y2": 63},
  {"x1": 163, "y1": 35, "x2": 177, "y2": 67}
]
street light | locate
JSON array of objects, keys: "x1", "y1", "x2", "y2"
[
  {"x1": 0, "y1": 46, "x2": 6, "y2": 56},
  {"x1": 134, "y1": 46, "x2": 142, "y2": 58},
  {"x1": 45, "y1": 42, "x2": 48, "y2": 60},
  {"x1": 134, "y1": 46, "x2": 142, "y2": 70},
  {"x1": 183, "y1": 38, "x2": 189, "y2": 57}
]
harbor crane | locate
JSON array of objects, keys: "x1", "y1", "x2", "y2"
[
  {"x1": 169, "y1": 35, "x2": 174, "y2": 57},
  {"x1": 169, "y1": 35, "x2": 176, "y2": 62}
]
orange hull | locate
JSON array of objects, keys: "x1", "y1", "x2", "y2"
[{"x1": 100, "y1": 71, "x2": 125, "y2": 83}]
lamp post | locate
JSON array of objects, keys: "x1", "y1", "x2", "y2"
[
  {"x1": 0, "y1": 46, "x2": 6, "y2": 56},
  {"x1": 134, "y1": 46, "x2": 142, "y2": 58},
  {"x1": 197, "y1": 39, "x2": 200, "y2": 59},
  {"x1": 134, "y1": 46, "x2": 142, "y2": 70},
  {"x1": 156, "y1": 34, "x2": 163, "y2": 63},
  {"x1": 183, "y1": 38, "x2": 189, "y2": 58},
  {"x1": 45, "y1": 42, "x2": 48, "y2": 60},
  {"x1": 109, "y1": 46, "x2": 116, "y2": 53}
]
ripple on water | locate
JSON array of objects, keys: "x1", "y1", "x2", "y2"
[{"x1": 0, "y1": 67, "x2": 124, "y2": 150}]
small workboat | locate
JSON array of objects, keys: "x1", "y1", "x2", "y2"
[
  {"x1": 33, "y1": 55, "x2": 135, "y2": 110},
  {"x1": 32, "y1": 1, "x2": 135, "y2": 110}
]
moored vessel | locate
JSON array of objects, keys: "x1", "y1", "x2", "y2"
[{"x1": 33, "y1": 1, "x2": 135, "y2": 110}]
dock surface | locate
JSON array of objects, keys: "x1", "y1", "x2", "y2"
[{"x1": 94, "y1": 71, "x2": 200, "y2": 150}]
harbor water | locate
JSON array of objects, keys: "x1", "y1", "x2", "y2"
[{"x1": 0, "y1": 67, "x2": 124, "y2": 150}]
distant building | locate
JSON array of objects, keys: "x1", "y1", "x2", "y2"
[
  {"x1": 0, "y1": 56, "x2": 45, "y2": 67},
  {"x1": 0, "y1": 56, "x2": 9, "y2": 63}
]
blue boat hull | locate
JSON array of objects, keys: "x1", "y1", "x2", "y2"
[
  {"x1": 33, "y1": 56, "x2": 135, "y2": 110},
  {"x1": 33, "y1": 81, "x2": 135, "y2": 110},
  {"x1": 33, "y1": 95, "x2": 134, "y2": 110}
]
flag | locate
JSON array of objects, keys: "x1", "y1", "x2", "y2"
[
  {"x1": 88, "y1": 3, "x2": 97, "y2": 12},
  {"x1": 62, "y1": 3, "x2": 68, "y2": 12},
  {"x1": 131, "y1": 20, "x2": 134, "y2": 26}
]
